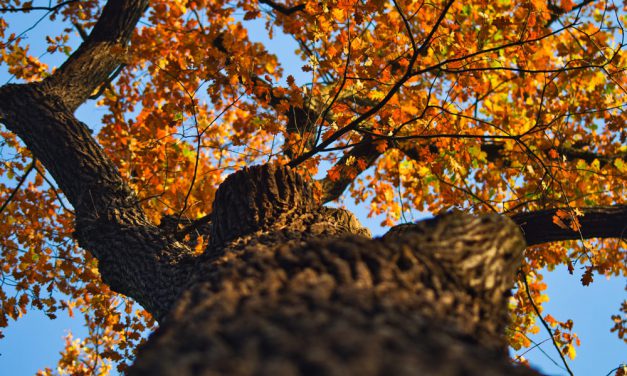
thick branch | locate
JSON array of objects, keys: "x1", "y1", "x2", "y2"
[
  {"x1": 43, "y1": 0, "x2": 149, "y2": 111},
  {"x1": 0, "y1": 0, "x2": 148, "y2": 218},
  {"x1": 210, "y1": 164, "x2": 318, "y2": 244},
  {"x1": 401, "y1": 139, "x2": 623, "y2": 167},
  {"x1": 319, "y1": 136, "x2": 383, "y2": 203},
  {"x1": 546, "y1": 0, "x2": 596, "y2": 27},
  {"x1": 258, "y1": 0, "x2": 305, "y2": 15},
  {"x1": 511, "y1": 205, "x2": 627, "y2": 246},
  {"x1": 0, "y1": 0, "x2": 193, "y2": 321},
  {"x1": 0, "y1": 83, "x2": 193, "y2": 321},
  {"x1": 386, "y1": 205, "x2": 627, "y2": 247},
  {"x1": 130, "y1": 211, "x2": 536, "y2": 375},
  {"x1": 401, "y1": 136, "x2": 627, "y2": 246}
]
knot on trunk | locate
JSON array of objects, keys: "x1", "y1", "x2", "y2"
[
  {"x1": 385, "y1": 211, "x2": 525, "y2": 302},
  {"x1": 210, "y1": 164, "x2": 317, "y2": 244}
]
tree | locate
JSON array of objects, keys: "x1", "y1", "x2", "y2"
[{"x1": 0, "y1": 0, "x2": 625, "y2": 374}]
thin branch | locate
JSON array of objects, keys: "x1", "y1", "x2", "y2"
[
  {"x1": 311, "y1": 13, "x2": 353, "y2": 151},
  {"x1": 179, "y1": 92, "x2": 244, "y2": 218},
  {"x1": 605, "y1": 365, "x2": 626, "y2": 376},
  {"x1": 393, "y1": 0, "x2": 417, "y2": 52},
  {"x1": 411, "y1": 23, "x2": 577, "y2": 78},
  {"x1": 513, "y1": 336, "x2": 561, "y2": 368},
  {"x1": 176, "y1": 213, "x2": 212, "y2": 240},
  {"x1": 546, "y1": 0, "x2": 597, "y2": 27},
  {"x1": 88, "y1": 64, "x2": 126, "y2": 100},
  {"x1": 0, "y1": 160, "x2": 35, "y2": 216},
  {"x1": 289, "y1": 0, "x2": 455, "y2": 167},
  {"x1": 520, "y1": 271, "x2": 574, "y2": 376},
  {"x1": 359, "y1": 130, "x2": 521, "y2": 142},
  {"x1": 0, "y1": 0, "x2": 79, "y2": 13}
]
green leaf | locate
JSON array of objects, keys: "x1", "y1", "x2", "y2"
[
  {"x1": 613, "y1": 158, "x2": 625, "y2": 172},
  {"x1": 181, "y1": 147, "x2": 195, "y2": 160}
]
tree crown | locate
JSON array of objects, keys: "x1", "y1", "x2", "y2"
[{"x1": 0, "y1": 0, "x2": 625, "y2": 373}]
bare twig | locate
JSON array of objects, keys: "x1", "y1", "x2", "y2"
[
  {"x1": 289, "y1": 0, "x2": 456, "y2": 167},
  {"x1": 519, "y1": 271, "x2": 574, "y2": 376},
  {"x1": 0, "y1": 161, "x2": 35, "y2": 216},
  {"x1": 0, "y1": 0, "x2": 79, "y2": 13}
]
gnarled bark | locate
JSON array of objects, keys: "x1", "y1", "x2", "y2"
[
  {"x1": 44, "y1": 0, "x2": 149, "y2": 111},
  {"x1": 0, "y1": 0, "x2": 189, "y2": 323},
  {"x1": 129, "y1": 164, "x2": 538, "y2": 376}
]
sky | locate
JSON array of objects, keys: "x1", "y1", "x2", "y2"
[{"x1": 0, "y1": 3, "x2": 625, "y2": 375}]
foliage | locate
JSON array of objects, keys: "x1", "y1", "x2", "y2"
[{"x1": 0, "y1": 0, "x2": 625, "y2": 373}]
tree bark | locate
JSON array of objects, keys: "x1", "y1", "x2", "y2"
[
  {"x1": 511, "y1": 206, "x2": 627, "y2": 246},
  {"x1": 128, "y1": 164, "x2": 538, "y2": 376},
  {"x1": 0, "y1": 0, "x2": 187, "y2": 323},
  {"x1": 44, "y1": 0, "x2": 149, "y2": 111}
]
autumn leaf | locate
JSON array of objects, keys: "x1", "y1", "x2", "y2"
[
  {"x1": 244, "y1": 10, "x2": 260, "y2": 20},
  {"x1": 328, "y1": 166, "x2": 341, "y2": 182},
  {"x1": 552, "y1": 209, "x2": 570, "y2": 230},
  {"x1": 581, "y1": 267, "x2": 594, "y2": 286},
  {"x1": 548, "y1": 149, "x2": 559, "y2": 159},
  {"x1": 561, "y1": 0, "x2": 575, "y2": 12}
]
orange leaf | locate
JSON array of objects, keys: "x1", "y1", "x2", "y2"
[
  {"x1": 552, "y1": 214, "x2": 569, "y2": 230},
  {"x1": 581, "y1": 267, "x2": 594, "y2": 286},
  {"x1": 327, "y1": 166, "x2": 341, "y2": 182}
]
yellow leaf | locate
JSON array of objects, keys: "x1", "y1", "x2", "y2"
[
  {"x1": 368, "y1": 90, "x2": 385, "y2": 100},
  {"x1": 332, "y1": 8, "x2": 345, "y2": 22}
]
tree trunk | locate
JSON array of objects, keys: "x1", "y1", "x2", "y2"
[{"x1": 126, "y1": 164, "x2": 538, "y2": 375}]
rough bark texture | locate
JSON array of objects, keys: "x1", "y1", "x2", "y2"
[
  {"x1": 129, "y1": 165, "x2": 537, "y2": 376},
  {"x1": 0, "y1": 0, "x2": 189, "y2": 322},
  {"x1": 44, "y1": 0, "x2": 149, "y2": 111}
]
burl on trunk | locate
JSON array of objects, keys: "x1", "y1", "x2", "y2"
[{"x1": 129, "y1": 164, "x2": 538, "y2": 376}]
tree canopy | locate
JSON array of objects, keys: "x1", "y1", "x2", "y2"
[{"x1": 0, "y1": 0, "x2": 625, "y2": 374}]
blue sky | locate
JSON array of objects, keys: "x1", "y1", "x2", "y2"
[{"x1": 0, "y1": 3, "x2": 625, "y2": 375}]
